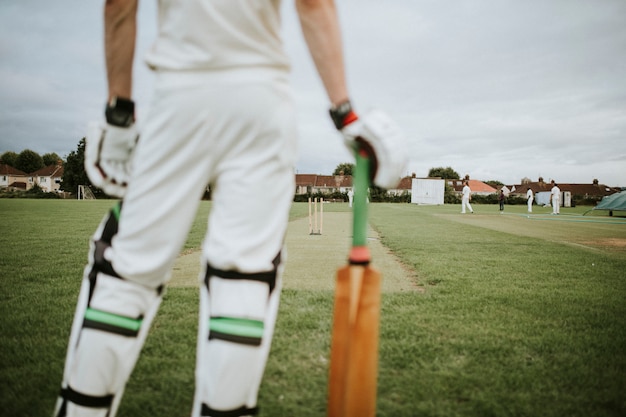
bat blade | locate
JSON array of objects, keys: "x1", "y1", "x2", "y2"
[{"x1": 328, "y1": 263, "x2": 381, "y2": 417}]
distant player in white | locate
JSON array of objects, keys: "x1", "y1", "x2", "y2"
[
  {"x1": 526, "y1": 187, "x2": 534, "y2": 213},
  {"x1": 53, "y1": 1, "x2": 407, "y2": 416},
  {"x1": 461, "y1": 180, "x2": 474, "y2": 214},
  {"x1": 551, "y1": 182, "x2": 561, "y2": 214}
]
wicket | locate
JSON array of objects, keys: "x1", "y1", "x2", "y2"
[{"x1": 308, "y1": 197, "x2": 324, "y2": 235}]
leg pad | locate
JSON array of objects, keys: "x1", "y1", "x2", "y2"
[
  {"x1": 193, "y1": 256, "x2": 283, "y2": 417},
  {"x1": 55, "y1": 267, "x2": 162, "y2": 417}
]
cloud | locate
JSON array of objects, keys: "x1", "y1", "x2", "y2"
[{"x1": 1, "y1": 0, "x2": 625, "y2": 186}]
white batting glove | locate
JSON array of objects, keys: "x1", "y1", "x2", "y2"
[
  {"x1": 330, "y1": 101, "x2": 408, "y2": 189},
  {"x1": 84, "y1": 121, "x2": 139, "y2": 198}
]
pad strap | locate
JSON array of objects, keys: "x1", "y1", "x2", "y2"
[
  {"x1": 205, "y1": 266, "x2": 276, "y2": 293},
  {"x1": 88, "y1": 202, "x2": 123, "y2": 284},
  {"x1": 204, "y1": 252, "x2": 281, "y2": 294},
  {"x1": 60, "y1": 386, "x2": 114, "y2": 409},
  {"x1": 201, "y1": 403, "x2": 259, "y2": 417}
]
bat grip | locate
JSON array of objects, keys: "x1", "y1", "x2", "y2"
[{"x1": 351, "y1": 149, "x2": 371, "y2": 263}]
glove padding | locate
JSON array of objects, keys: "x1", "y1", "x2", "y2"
[
  {"x1": 340, "y1": 109, "x2": 408, "y2": 189},
  {"x1": 84, "y1": 121, "x2": 139, "y2": 198}
]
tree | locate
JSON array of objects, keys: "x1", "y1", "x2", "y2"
[
  {"x1": 368, "y1": 185, "x2": 387, "y2": 202},
  {"x1": 428, "y1": 166, "x2": 460, "y2": 179},
  {"x1": 444, "y1": 183, "x2": 459, "y2": 204},
  {"x1": 42, "y1": 152, "x2": 62, "y2": 166},
  {"x1": 62, "y1": 138, "x2": 90, "y2": 194},
  {"x1": 1, "y1": 151, "x2": 18, "y2": 167},
  {"x1": 333, "y1": 162, "x2": 354, "y2": 176},
  {"x1": 484, "y1": 180, "x2": 504, "y2": 188},
  {"x1": 16, "y1": 149, "x2": 44, "y2": 173}
]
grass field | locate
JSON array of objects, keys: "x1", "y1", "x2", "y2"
[{"x1": 1, "y1": 199, "x2": 625, "y2": 417}]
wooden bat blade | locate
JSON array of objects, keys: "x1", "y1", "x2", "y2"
[{"x1": 328, "y1": 264, "x2": 381, "y2": 417}]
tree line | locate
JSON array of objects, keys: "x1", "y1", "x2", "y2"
[
  {"x1": 1, "y1": 149, "x2": 62, "y2": 173},
  {"x1": 1, "y1": 139, "x2": 96, "y2": 198},
  {"x1": 3, "y1": 142, "x2": 508, "y2": 204}
]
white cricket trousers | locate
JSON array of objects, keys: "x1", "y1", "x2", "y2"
[
  {"x1": 462, "y1": 197, "x2": 473, "y2": 214},
  {"x1": 112, "y1": 69, "x2": 298, "y2": 285},
  {"x1": 54, "y1": 69, "x2": 298, "y2": 417}
]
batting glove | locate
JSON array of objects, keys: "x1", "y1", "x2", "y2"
[
  {"x1": 330, "y1": 100, "x2": 408, "y2": 189},
  {"x1": 84, "y1": 98, "x2": 139, "y2": 198}
]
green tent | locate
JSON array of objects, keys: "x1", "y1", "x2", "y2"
[{"x1": 592, "y1": 191, "x2": 626, "y2": 215}]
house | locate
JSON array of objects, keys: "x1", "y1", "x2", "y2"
[
  {"x1": 389, "y1": 175, "x2": 413, "y2": 196},
  {"x1": 295, "y1": 174, "x2": 319, "y2": 195},
  {"x1": 295, "y1": 173, "x2": 413, "y2": 197},
  {"x1": 295, "y1": 174, "x2": 352, "y2": 195},
  {"x1": 31, "y1": 163, "x2": 64, "y2": 192},
  {"x1": 0, "y1": 164, "x2": 29, "y2": 191},
  {"x1": 1, "y1": 162, "x2": 64, "y2": 193},
  {"x1": 448, "y1": 179, "x2": 497, "y2": 196},
  {"x1": 508, "y1": 177, "x2": 619, "y2": 206}
]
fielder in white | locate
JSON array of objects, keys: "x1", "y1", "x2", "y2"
[
  {"x1": 461, "y1": 180, "x2": 474, "y2": 214},
  {"x1": 526, "y1": 187, "x2": 534, "y2": 213},
  {"x1": 551, "y1": 182, "x2": 561, "y2": 215},
  {"x1": 53, "y1": 1, "x2": 407, "y2": 416}
]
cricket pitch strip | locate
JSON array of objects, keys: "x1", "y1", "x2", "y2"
[{"x1": 170, "y1": 212, "x2": 421, "y2": 293}]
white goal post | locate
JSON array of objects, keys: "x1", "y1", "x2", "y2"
[{"x1": 77, "y1": 185, "x2": 96, "y2": 200}]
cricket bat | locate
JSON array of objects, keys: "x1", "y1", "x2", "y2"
[{"x1": 327, "y1": 150, "x2": 381, "y2": 417}]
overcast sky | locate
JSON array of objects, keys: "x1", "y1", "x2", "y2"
[{"x1": 1, "y1": 0, "x2": 625, "y2": 186}]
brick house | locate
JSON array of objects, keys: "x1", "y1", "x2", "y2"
[
  {"x1": 0, "y1": 162, "x2": 64, "y2": 192},
  {"x1": 508, "y1": 177, "x2": 619, "y2": 205},
  {"x1": 295, "y1": 174, "x2": 353, "y2": 195},
  {"x1": 30, "y1": 163, "x2": 64, "y2": 192},
  {"x1": 295, "y1": 173, "x2": 413, "y2": 197},
  {"x1": 0, "y1": 164, "x2": 29, "y2": 191}
]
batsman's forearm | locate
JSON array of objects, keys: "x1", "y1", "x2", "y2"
[
  {"x1": 104, "y1": 0, "x2": 138, "y2": 100},
  {"x1": 296, "y1": 0, "x2": 349, "y2": 106}
]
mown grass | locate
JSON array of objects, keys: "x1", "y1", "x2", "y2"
[
  {"x1": 367, "y1": 204, "x2": 626, "y2": 417},
  {"x1": 0, "y1": 200, "x2": 625, "y2": 417}
]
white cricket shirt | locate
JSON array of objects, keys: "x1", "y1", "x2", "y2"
[{"x1": 145, "y1": 0, "x2": 290, "y2": 72}]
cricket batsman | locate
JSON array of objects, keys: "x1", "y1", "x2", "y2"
[{"x1": 53, "y1": 0, "x2": 407, "y2": 416}]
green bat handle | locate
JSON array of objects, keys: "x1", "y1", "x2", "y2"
[{"x1": 350, "y1": 149, "x2": 371, "y2": 263}]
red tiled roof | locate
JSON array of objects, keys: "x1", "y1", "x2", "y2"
[
  {"x1": 316, "y1": 175, "x2": 352, "y2": 188},
  {"x1": 31, "y1": 164, "x2": 63, "y2": 177},
  {"x1": 295, "y1": 174, "x2": 353, "y2": 188},
  {"x1": 0, "y1": 163, "x2": 28, "y2": 176},
  {"x1": 448, "y1": 179, "x2": 497, "y2": 193},
  {"x1": 296, "y1": 174, "x2": 419, "y2": 191},
  {"x1": 295, "y1": 174, "x2": 317, "y2": 186},
  {"x1": 396, "y1": 176, "x2": 413, "y2": 190}
]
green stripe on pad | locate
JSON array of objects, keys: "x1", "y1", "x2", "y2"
[
  {"x1": 84, "y1": 308, "x2": 142, "y2": 332},
  {"x1": 210, "y1": 317, "x2": 264, "y2": 339}
]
